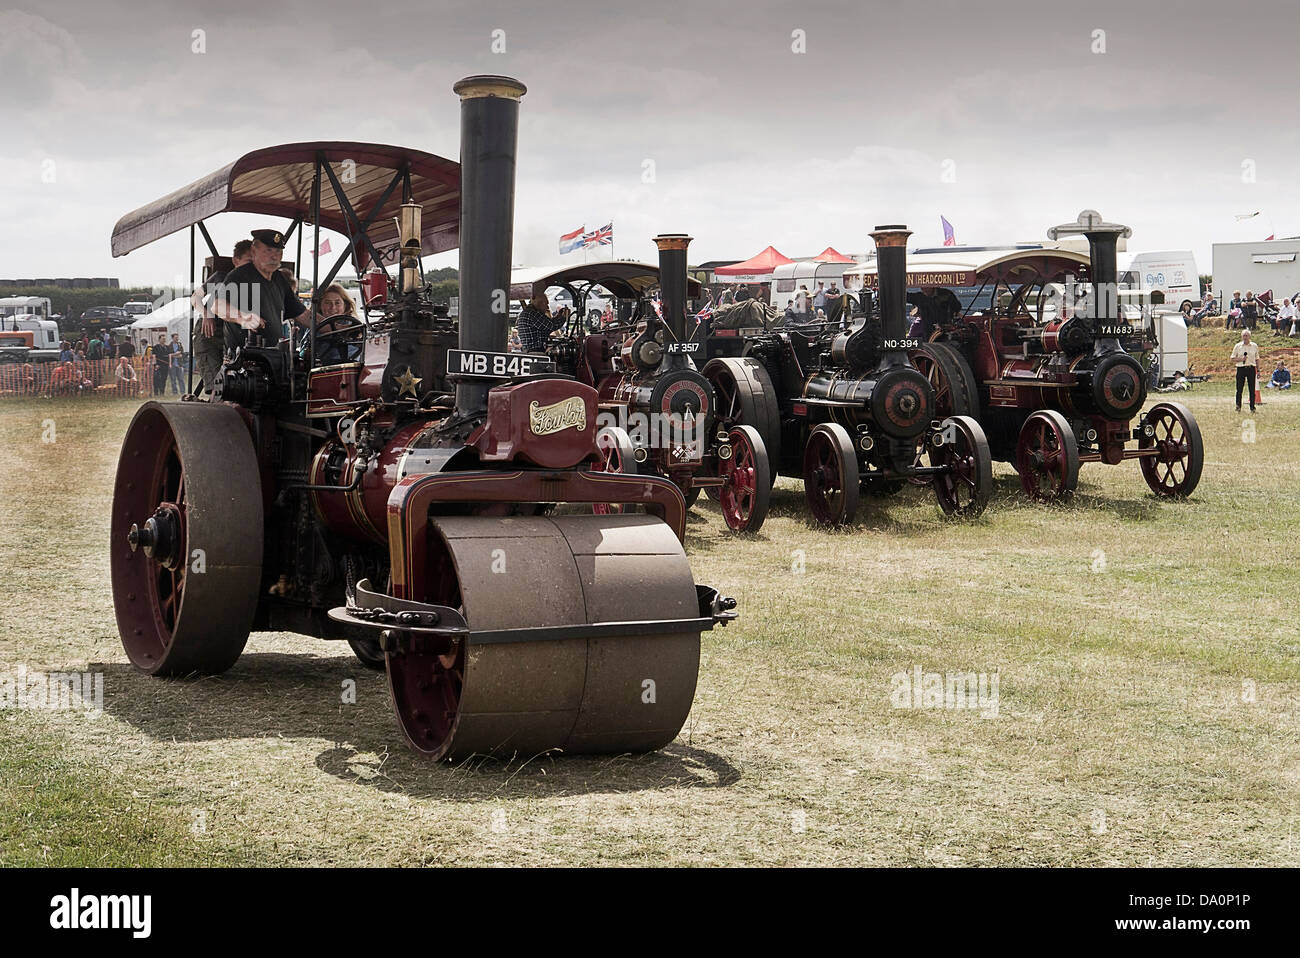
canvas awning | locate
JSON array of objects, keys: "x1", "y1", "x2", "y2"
[
  {"x1": 845, "y1": 248, "x2": 1090, "y2": 288},
  {"x1": 713, "y1": 245, "x2": 795, "y2": 280},
  {"x1": 111, "y1": 142, "x2": 461, "y2": 261},
  {"x1": 509, "y1": 262, "x2": 701, "y2": 301},
  {"x1": 813, "y1": 247, "x2": 854, "y2": 264}
]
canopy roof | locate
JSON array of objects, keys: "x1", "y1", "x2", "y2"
[
  {"x1": 714, "y1": 245, "x2": 795, "y2": 277},
  {"x1": 813, "y1": 247, "x2": 854, "y2": 264},
  {"x1": 111, "y1": 142, "x2": 460, "y2": 259},
  {"x1": 844, "y1": 247, "x2": 1090, "y2": 288},
  {"x1": 509, "y1": 262, "x2": 701, "y2": 301}
]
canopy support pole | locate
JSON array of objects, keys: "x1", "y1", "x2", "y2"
[
  {"x1": 188, "y1": 224, "x2": 196, "y2": 395},
  {"x1": 310, "y1": 155, "x2": 321, "y2": 378},
  {"x1": 196, "y1": 221, "x2": 219, "y2": 260}
]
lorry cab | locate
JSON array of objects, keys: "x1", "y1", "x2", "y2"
[
  {"x1": 4, "y1": 313, "x2": 61, "y2": 349},
  {"x1": 1119, "y1": 250, "x2": 1199, "y2": 312}
]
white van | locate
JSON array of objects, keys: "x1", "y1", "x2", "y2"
[{"x1": 1119, "y1": 251, "x2": 1200, "y2": 312}]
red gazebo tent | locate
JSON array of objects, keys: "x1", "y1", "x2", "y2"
[
  {"x1": 713, "y1": 245, "x2": 794, "y2": 282},
  {"x1": 813, "y1": 247, "x2": 854, "y2": 264}
]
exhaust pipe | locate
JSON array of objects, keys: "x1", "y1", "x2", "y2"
[
  {"x1": 1047, "y1": 210, "x2": 1132, "y2": 335},
  {"x1": 869, "y1": 224, "x2": 913, "y2": 364},
  {"x1": 452, "y1": 74, "x2": 527, "y2": 418},
  {"x1": 654, "y1": 233, "x2": 692, "y2": 344}
]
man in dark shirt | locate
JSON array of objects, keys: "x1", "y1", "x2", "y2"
[
  {"x1": 516, "y1": 292, "x2": 569, "y2": 353},
  {"x1": 191, "y1": 239, "x2": 252, "y2": 394},
  {"x1": 208, "y1": 229, "x2": 307, "y2": 351},
  {"x1": 152, "y1": 334, "x2": 170, "y2": 396}
]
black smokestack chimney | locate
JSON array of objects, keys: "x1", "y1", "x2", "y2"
[
  {"x1": 654, "y1": 233, "x2": 692, "y2": 343},
  {"x1": 869, "y1": 225, "x2": 912, "y2": 344},
  {"x1": 1047, "y1": 210, "x2": 1132, "y2": 334},
  {"x1": 452, "y1": 74, "x2": 527, "y2": 417}
]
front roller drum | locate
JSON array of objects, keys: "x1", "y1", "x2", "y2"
[
  {"x1": 387, "y1": 514, "x2": 701, "y2": 761},
  {"x1": 111, "y1": 401, "x2": 263, "y2": 676}
]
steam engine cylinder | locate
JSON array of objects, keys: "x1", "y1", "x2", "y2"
[{"x1": 802, "y1": 366, "x2": 932, "y2": 439}]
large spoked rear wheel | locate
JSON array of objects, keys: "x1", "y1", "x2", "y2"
[
  {"x1": 1015, "y1": 410, "x2": 1079, "y2": 503},
  {"x1": 387, "y1": 514, "x2": 702, "y2": 761},
  {"x1": 930, "y1": 415, "x2": 992, "y2": 518},
  {"x1": 802, "y1": 423, "x2": 860, "y2": 526},
  {"x1": 1139, "y1": 401, "x2": 1204, "y2": 498},
  {"x1": 111, "y1": 401, "x2": 263, "y2": 676},
  {"x1": 718, "y1": 425, "x2": 770, "y2": 533},
  {"x1": 704, "y1": 357, "x2": 781, "y2": 488}
]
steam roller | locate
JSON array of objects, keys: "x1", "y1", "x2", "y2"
[{"x1": 107, "y1": 74, "x2": 734, "y2": 761}]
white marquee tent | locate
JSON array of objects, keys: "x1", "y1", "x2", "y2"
[{"x1": 127, "y1": 297, "x2": 194, "y2": 343}]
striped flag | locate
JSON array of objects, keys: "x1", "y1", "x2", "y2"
[
  {"x1": 311, "y1": 238, "x2": 331, "y2": 257},
  {"x1": 583, "y1": 223, "x2": 613, "y2": 247},
  {"x1": 559, "y1": 226, "x2": 585, "y2": 254},
  {"x1": 941, "y1": 216, "x2": 956, "y2": 247}
]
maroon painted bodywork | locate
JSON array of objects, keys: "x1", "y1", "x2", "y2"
[{"x1": 471, "y1": 378, "x2": 599, "y2": 468}]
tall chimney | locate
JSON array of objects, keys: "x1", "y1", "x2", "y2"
[
  {"x1": 452, "y1": 75, "x2": 527, "y2": 417},
  {"x1": 654, "y1": 233, "x2": 692, "y2": 343},
  {"x1": 869, "y1": 225, "x2": 912, "y2": 343},
  {"x1": 1047, "y1": 210, "x2": 1132, "y2": 333}
]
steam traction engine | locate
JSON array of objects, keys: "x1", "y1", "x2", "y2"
[
  {"x1": 729, "y1": 225, "x2": 993, "y2": 526},
  {"x1": 110, "y1": 76, "x2": 735, "y2": 761},
  {"x1": 593, "y1": 235, "x2": 771, "y2": 533},
  {"x1": 912, "y1": 210, "x2": 1203, "y2": 501}
]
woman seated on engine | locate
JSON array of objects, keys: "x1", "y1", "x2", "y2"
[{"x1": 309, "y1": 283, "x2": 364, "y2": 365}]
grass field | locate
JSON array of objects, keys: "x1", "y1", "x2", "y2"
[{"x1": 1, "y1": 330, "x2": 1297, "y2": 867}]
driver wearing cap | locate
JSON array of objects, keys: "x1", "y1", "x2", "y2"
[{"x1": 207, "y1": 228, "x2": 307, "y2": 352}]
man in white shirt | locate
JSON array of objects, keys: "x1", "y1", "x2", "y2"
[
  {"x1": 1231, "y1": 329, "x2": 1260, "y2": 412},
  {"x1": 1277, "y1": 297, "x2": 1297, "y2": 337}
]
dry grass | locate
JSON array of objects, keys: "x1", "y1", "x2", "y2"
[{"x1": 1, "y1": 381, "x2": 1297, "y2": 866}]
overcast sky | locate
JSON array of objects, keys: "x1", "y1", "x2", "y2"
[{"x1": 3, "y1": 0, "x2": 1298, "y2": 287}]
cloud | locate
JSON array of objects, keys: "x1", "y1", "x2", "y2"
[{"x1": 2, "y1": 0, "x2": 1298, "y2": 284}]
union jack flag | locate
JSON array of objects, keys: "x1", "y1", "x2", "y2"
[{"x1": 582, "y1": 223, "x2": 613, "y2": 247}]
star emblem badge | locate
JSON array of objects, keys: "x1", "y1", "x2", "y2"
[{"x1": 395, "y1": 367, "x2": 422, "y2": 399}]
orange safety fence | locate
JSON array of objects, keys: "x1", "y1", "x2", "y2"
[{"x1": 0, "y1": 356, "x2": 191, "y2": 400}]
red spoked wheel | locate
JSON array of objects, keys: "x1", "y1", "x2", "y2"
[
  {"x1": 930, "y1": 415, "x2": 992, "y2": 518},
  {"x1": 704, "y1": 357, "x2": 781, "y2": 489},
  {"x1": 111, "y1": 402, "x2": 263, "y2": 675},
  {"x1": 718, "y1": 425, "x2": 770, "y2": 533},
  {"x1": 802, "y1": 423, "x2": 860, "y2": 526},
  {"x1": 907, "y1": 342, "x2": 979, "y2": 485},
  {"x1": 1015, "y1": 410, "x2": 1080, "y2": 502},
  {"x1": 592, "y1": 425, "x2": 636, "y2": 515},
  {"x1": 1139, "y1": 401, "x2": 1204, "y2": 498}
]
